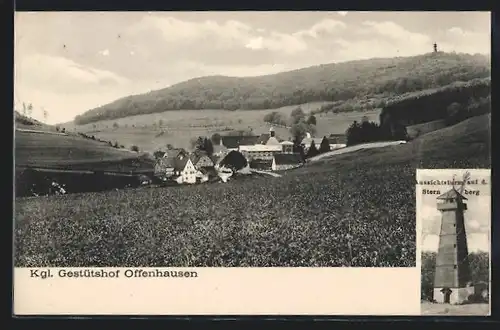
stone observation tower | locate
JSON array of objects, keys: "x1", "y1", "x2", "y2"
[{"x1": 433, "y1": 188, "x2": 472, "y2": 304}]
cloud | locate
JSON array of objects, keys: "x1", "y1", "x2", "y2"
[
  {"x1": 99, "y1": 49, "x2": 110, "y2": 56},
  {"x1": 294, "y1": 19, "x2": 347, "y2": 39},
  {"x1": 16, "y1": 54, "x2": 129, "y2": 93}
]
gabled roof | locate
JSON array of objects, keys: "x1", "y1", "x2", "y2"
[
  {"x1": 301, "y1": 137, "x2": 324, "y2": 146},
  {"x1": 273, "y1": 153, "x2": 304, "y2": 165},
  {"x1": 189, "y1": 150, "x2": 213, "y2": 165},
  {"x1": 213, "y1": 144, "x2": 228, "y2": 154},
  {"x1": 437, "y1": 188, "x2": 468, "y2": 200},
  {"x1": 163, "y1": 148, "x2": 187, "y2": 158},
  {"x1": 221, "y1": 135, "x2": 260, "y2": 149},
  {"x1": 173, "y1": 155, "x2": 190, "y2": 171},
  {"x1": 266, "y1": 136, "x2": 281, "y2": 145}
]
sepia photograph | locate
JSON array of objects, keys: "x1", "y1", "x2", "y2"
[
  {"x1": 418, "y1": 169, "x2": 491, "y2": 316},
  {"x1": 14, "y1": 11, "x2": 491, "y2": 269}
]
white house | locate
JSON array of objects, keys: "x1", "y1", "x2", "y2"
[{"x1": 173, "y1": 155, "x2": 197, "y2": 184}]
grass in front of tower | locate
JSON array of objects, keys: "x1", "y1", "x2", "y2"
[{"x1": 421, "y1": 301, "x2": 490, "y2": 315}]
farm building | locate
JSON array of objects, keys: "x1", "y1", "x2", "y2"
[
  {"x1": 163, "y1": 148, "x2": 188, "y2": 159},
  {"x1": 189, "y1": 150, "x2": 215, "y2": 170},
  {"x1": 173, "y1": 154, "x2": 197, "y2": 184},
  {"x1": 302, "y1": 134, "x2": 346, "y2": 152},
  {"x1": 219, "y1": 135, "x2": 260, "y2": 151},
  {"x1": 249, "y1": 158, "x2": 273, "y2": 171},
  {"x1": 280, "y1": 140, "x2": 294, "y2": 153},
  {"x1": 154, "y1": 156, "x2": 176, "y2": 180},
  {"x1": 238, "y1": 144, "x2": 283, "y2": 161},
  {"x1": 272, "y1": 153, "x2": 304, "y2": 171},
  {"x1": 265, "y1": 127, "x2": 281, "y2": 145},
  {"x1": 213, "y1": 144, "x2": 228, "y2": 157}
]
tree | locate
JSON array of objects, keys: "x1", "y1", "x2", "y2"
[
  {"x1": 292, "y1": 135, "x2": 306, "y2": 161},
  {"x1": 166, "y1": 144, "x2": 174, "y2": 150},
  {"x1": 153, "y1": 150, "x2": 166, "y2": 159},
  {"x1": 290, "y1": 107, "x2": 305, "y2": 124},
  {"x1": 319, "y1": 136, "x2": 331, "y2": 154},
  {"x1": 158, "y1": 119, "x2": 163, "y2": 127},
  {"x1": 306, "y1": 141, "x2": 319, "y2": 158},
  {"x1": 130, "y1": 145, "x2": 139, "y2": 152},
  {"x1": 113, "y1": 122, "x2": 119, "y2": 129},
  {"x1": 306, "y1": 114, "x2": 317, "y2": 126},
  {"x1": 290, "y1": 119, "x2": 316, "y2": 143},
  {"x1": 203, "y1": 138, "x2": 214, "y2": 156},
  {"x1": 27, "y1": 103, "x2": 33, "y2": 117},
  {"x1": 211, "y1": 133, "x2": 222, "y2": 145},
  {"x1": 42, "y1": 108, "x2": 48, "y2": 122}
]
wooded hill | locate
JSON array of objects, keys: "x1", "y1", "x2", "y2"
[{"x1": 74, "y1": 52, "x2": 490, "y2": 125}]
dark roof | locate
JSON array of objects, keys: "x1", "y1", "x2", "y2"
[
  {"x1": 189, "y1": 150, "x2": 213, "y2": 165},
  {"x1": 199, "y1": 166, "x2": 217, "y2": 176},
  {"x1": 257, "y1": 133, "x2": 270, "y2": 144},
  {"x1": 273, "y1": 153, "x2": 304, "y2": 165},
  {"x1": 437, "y1": 188, "x2": 467, "y2": 200},
  {"x1": 173, "y1": 155, "x2": 190, "y2": 171},
  {"x1": 164, "y1": 148, "x2": 187, "y2": 158},
  {"x1": 221, "y1": 135, "x2": 260, "y2": 149}
]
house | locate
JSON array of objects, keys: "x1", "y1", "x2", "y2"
[
  {"x1": 249, "y1": 158, "x2": 273, "y2": 171},
  {"x1": 219, "y1": 135, "x2": 260, "y2": 151},
  {"x1": 272, "y1": 153, "x2": 304, "y2": 171},
  {"x1": 256, "y1": 133, "x2": 270, "y2": 145},
  {"x1": 265, "y1": 127, "x2": 281, "y2": 145},
  {"x1": 189, "y1": 150, "x2": 215, "y2": 170},
  {"x1": 173, "y1": 153, "x2": 197, "y2": 184},
  {"x1": 280, "y1": 140, "x2": 294, "y2": 153},
  {"x1": 213, "y1": 144, "x2": 228, "y2": 157},
  {"x1": 301, "y1": 133, "x2": 324, "y2": 153},
  {"x1": 163, "y1": 148, "x2": 188, "y2": 159},
  {"x1": 328, "y1": 134, "x2": 347, "y2": 145},
  {"x1": 154, "y1": 156, "x2": 176, "y2": 180},
  {"x1": 239, "y1": 144, "x2": 283, "y2": 161}
]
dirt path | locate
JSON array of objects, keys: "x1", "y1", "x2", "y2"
[
  {"x1": 250, "y1": 169, "x2": 282, "y2": 177},
  {"x1": 306, "y1": 140, "x2": 407, "y2": 163}
]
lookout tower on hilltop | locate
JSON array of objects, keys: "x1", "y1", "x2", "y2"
[
  {"x1": 433, "y1": 188, "x2": 473, "y2": 304},
  {"x1": 433, "y1": 42, "x2": 438, "y2": 53}
]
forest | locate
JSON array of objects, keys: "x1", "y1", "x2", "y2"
[{"x1": 73, "y1": 52, "x2": 490, "y2": 125}]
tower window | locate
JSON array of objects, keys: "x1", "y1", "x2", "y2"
[
  {"x1": 454, "y1": 265, "x2": 457, "y2": 269},
  {"x1": 454, "y1": 244, "x2": 457, "y2": 248}
]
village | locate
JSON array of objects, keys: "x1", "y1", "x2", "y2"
[{"x1": 153, "y1": 126, "x2": 347, "y2": 185}]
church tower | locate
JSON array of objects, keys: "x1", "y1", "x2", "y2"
[{"x1": 433, "y1": 188, "x2": 473, "y2": 304}]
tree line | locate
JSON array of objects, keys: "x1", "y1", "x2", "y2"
[{"x1": 74, "y1": 53, "x2": 490, "y2": 125}]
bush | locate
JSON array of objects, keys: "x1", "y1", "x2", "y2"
[{"x1": 131, "y1": 145, "x2": 140, "y2": 152}]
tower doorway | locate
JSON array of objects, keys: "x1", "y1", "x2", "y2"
[{"x1": 441, "y1": 287, "x2": 452, "y2": 303}]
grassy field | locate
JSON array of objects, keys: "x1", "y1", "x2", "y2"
[
  {"x1": 14, "y1": 114, "x2": 490, "y2": 267},
  {"x1": 421, "y1": 301, "x2": 489, "y2": 316},
  {"x1": 15, "y1": 130, "x2": 154, "y2": 172},
  {"x1": 65, "y1": 105, "x2": 380, "y2": 152}
]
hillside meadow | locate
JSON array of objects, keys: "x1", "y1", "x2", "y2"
[
  {"x1": 66, "y1": 105, "x2": 380, "y2": 152},
  {"x1": 14, "y1": 114, "x2": 490, "y2": 267}
]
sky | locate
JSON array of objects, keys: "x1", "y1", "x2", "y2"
[
  {"x1": 14, "y1": 11, "x2": 491, "y2": 124},
  {"x1": 418, "y1": 169, "x2": 491, "y2": 253}
]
